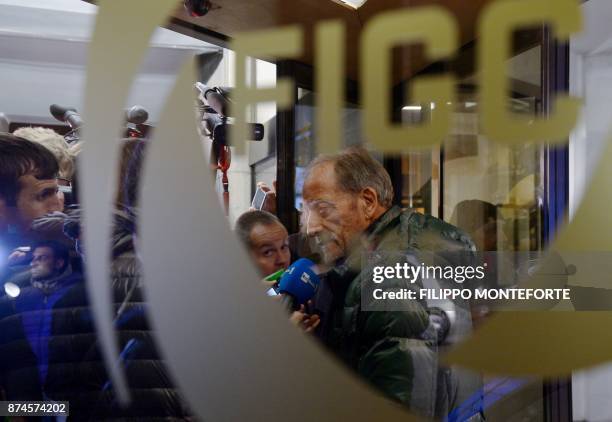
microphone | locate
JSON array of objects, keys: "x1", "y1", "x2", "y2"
[
  {"x1": 205, "y1": 90, "x2": 227, "y2": 117},
  {"x1": 278, "y1": 258, "x2": 320, "y2": 310},
  {"x1": 125, "y1": 105, "x2": 149, "y2": 125},
  {"x1": 195, "y1": 82, "x2": 228, "y2": 116},
  {"x1": 49, "y1": 104, "x2": 83, "y2": 129}
]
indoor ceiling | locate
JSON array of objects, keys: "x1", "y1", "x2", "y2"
[{"x1": 171, "y1": 0, "x2": 496, "y2": 84}]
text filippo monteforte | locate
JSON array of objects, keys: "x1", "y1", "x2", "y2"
[{"x1": 371, "y1": 263, "x2": 571, "y2": 302}]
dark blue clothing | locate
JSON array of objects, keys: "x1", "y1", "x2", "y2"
[
  {"x1": 0, "y1": 269, "x2": 104, "y2": 419},
  {"x1": 14, "y1": 271, "x2": 81, "y2": 385},
  {"x1": 0, "y1": 211, "x2": 189, "y2": 419}
]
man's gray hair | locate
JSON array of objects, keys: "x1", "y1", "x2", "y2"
[
  {"x1": 306, "y1": 147, "x2": 394, "y2": 208},
  {"x1": 235, "y1": 210, "x2": 285, "y2": 248}
]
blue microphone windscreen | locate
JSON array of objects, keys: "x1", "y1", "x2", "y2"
[{"x1": 278, "y1": 258, "x2": 320, "y2": 305}]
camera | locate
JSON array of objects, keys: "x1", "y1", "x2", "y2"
[{"x1": 195, "y1": 83, "x2": 264, "y2": 146}]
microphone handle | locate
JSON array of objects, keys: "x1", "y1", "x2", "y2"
[
  {"x1": 64, "y1": 110, "x2": 83, "y2": 129},
  {"x1": 279, "y1": 293, "x2": 298, "y2": 312},
  {"x1": 204, "y1": 90, "x2": 227, "y2": 116}
]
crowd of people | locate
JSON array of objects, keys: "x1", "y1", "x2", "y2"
[
  {"x1": 237, "y1": 150, "x2": 484, "y2": 420},
  {"x1": 0, "y1": 132, "x2": 189, "y2": 420},
  {"x1": 0, "y1": 125, "x2": 484, "y2": 420}
]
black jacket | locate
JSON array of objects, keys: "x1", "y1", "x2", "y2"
[
  {"x1": 316, "y1": 206, "x2": 483, "y2": 419},
  {"x1": 0, "y1": 211, "x2": 190, "y2": 420},
  {"x1": 94, "y1": 214, "x2": 190, "y2": 420}
]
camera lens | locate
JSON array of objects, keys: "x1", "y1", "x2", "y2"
[{"x1": 184, "y1": 0, "x2": 211, "y2": 17}]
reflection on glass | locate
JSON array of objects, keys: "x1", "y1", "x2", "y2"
[
  {"x1": 294, "y1": 88, "x2": 364, "y2": 211},
  {"x1": 392, "y1": 28, "x2": 551, "y2": 421}
]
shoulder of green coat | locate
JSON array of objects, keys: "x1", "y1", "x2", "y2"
[{"x1": 401, "y1": 210, "x2": 477, "y2": 253}]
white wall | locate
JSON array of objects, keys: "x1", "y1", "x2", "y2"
[
  {"x1": 0, "y1": 60, "x2": 186, "y2": 124},
  {"x1": 569, "y1": 54, "x2": 612, "y2": 219},
  {"x1": 570, "y1": 1, "x2": 612, "y2": 420},
  {"x1": 0, "y1": 0, "x2": 220, "y2": 125}
]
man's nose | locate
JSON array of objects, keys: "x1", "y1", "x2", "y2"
[
  {"x1": 304, "y1": 210, "x2": 323, "y2": 237},
  {"x1": 276, "y1": 250, "x2": 290, "y2": 268}
]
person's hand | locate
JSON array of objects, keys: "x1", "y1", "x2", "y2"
[
  {"x1": 262, "y1": 280, "x2": 283, "y2": 302},
  {"x1": 302, "y1": 312, "x2": 320, "y2": 333},
  {"x1": 257, "y1": 181, "x2": 277, "y2": 215},
  {"x1": 289, "y1": 309, "x2": 305, "y2": 325},
  {"x1": 289, "y1": 304, "x2": 321, "y2": 334},
  {"x1": 7, "y1": 249, "x2": 29, "y2": 266}
]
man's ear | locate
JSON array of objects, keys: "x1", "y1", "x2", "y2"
[
  {"x1": 55, "y1": 258, "x2": 66, "y2": 272},
  {"x1": 361, "y1": 187, "x2": 379, "y2": 219}
]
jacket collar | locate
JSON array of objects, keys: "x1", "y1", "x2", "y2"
[
  {"x1": 30, "y1": 264, "x2": 75, "y2": 295},
  {"x1": 328, "y1": 206, "x2": 403, "y2": 287},
  {"x1": 364, "y1": 206, "x2": 403, "y2": 249}
]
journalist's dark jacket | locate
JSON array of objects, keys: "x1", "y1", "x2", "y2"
[
  {"x1": 0, "y1": 211, "x2": 189, "y2": 420},
  {"x1": 317, "y1": 206, "x2": 482, "y2": 419},
  {"x1": 89, "y1": 212, "x2": 190, "y2": 420}
]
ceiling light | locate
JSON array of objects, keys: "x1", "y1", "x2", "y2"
[
  {"x1": 333, "y1": 0, "x2": 368, "y2": 9},
  {"x1": 402, "y1": 106, "x2": 422, "y2": 111}
]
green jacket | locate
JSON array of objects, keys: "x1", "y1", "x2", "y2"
[{"x1": 321, "y1": 206, "x2": 480, "y2": 418}]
